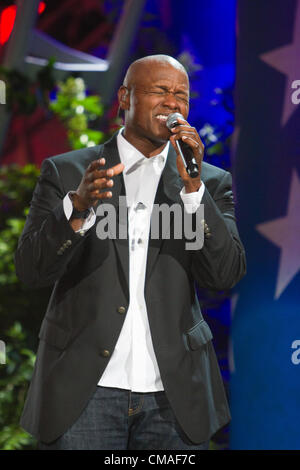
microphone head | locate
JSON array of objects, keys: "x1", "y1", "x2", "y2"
[{"x1": 166, "y1": 112, "x2": 184, "y2": 130}]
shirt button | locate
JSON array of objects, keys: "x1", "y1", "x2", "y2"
[
  {"x1": 135, "y1": 202, "x2": 146, "y2": 211},
  {"x1": 100, "y1": 349, "x2": 110, "y2": 358},
  {"x1": 117, "y1": 306, "x2": 126, "y2": 314}
]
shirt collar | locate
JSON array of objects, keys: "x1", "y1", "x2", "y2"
[{"x1": 117, "y1": 127, "x2": 169, "y2": 175}]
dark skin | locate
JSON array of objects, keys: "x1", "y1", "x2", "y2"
[
  {"x1": 69, "y1": 159, "x2": 124, "y2": 231},
  {"x1": 70, "y1": 57, "x2": 204, "y2": 231}
]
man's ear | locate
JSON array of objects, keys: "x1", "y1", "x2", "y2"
[{"x1": 118, "y1": 86, "x2": 130, "y2": 111}]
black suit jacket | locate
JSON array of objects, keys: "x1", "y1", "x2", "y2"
[{"x1": 15, "y1": 132, "x2": 246, "y2": 444}]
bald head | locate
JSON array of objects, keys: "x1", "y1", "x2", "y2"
[
  {"x1": 117, "y1": 54, "x2": 190, "y2": 156},
  {"x1": 123, "y1": 55, "x2": 189, "y2": 89}
]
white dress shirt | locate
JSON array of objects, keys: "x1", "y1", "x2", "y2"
[{"x1": 63, "y1": 129, "x2": 205, "y2": 392}]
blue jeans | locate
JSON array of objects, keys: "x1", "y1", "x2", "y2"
[{"x1": 37, "y1": 386, "x2": 209, "y2": 450}]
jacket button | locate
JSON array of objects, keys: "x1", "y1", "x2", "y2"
[
  {"x1": 117, "y1": 306, "x2": 126, "y2": 314},
  {"x1": 100, "y1": 349, "x2": 110, "y2": 358}
]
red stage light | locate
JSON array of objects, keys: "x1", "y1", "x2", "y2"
[
  {"x1": 0, "y1": 5, "x2": 16, "y2": 45},
  {"x1": 0, "y1": 2, "x2": 46, "y2": 45},
  {"x1": 38, "y1": 2, "x2": 46, "y2": 15}
]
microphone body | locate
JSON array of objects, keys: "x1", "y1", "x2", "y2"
[{"x1": 166, "y1": 113, "x2": 199, "y2": 178}]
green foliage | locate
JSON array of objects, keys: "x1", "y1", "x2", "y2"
[
  {"x1": 0, "y1": 68, "x2": 117, "y2": 449},
  {"x1": 50, "y1": 77, "x2": 105, "y2": 149},
  {"x1": 0, "y1": 165, "x2": 39, "y2": 286},
  {"x1": 0, "y1": 322, "x2": 36, "y2": 450},
  {"x1": 0, "y1": 164, "x2": 50, "y2": 450},
  {"x1": 0, "y1": 69, "x2": 115, "y2": 449}
]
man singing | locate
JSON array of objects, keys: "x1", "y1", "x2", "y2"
[{"x1": 15, "y1": 54, "x2": 246, "y2": 450}]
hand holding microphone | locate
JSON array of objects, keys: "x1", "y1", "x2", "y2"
[{"x1": 166, "y1": 113, "x2": 205, "y2": 192}]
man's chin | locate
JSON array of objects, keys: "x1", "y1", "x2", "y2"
[
  {"x1": 151, "y1": 136, "x2": 169, "y2": 147},
  {"x1": 153, "y1": 127, "x2": 171, "y2": 143}
]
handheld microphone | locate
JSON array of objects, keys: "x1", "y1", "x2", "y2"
[{"x1": 166, "y1": 113, "x2": 199, "y2": 178}]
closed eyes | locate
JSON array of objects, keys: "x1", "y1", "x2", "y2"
[
  {"x1": 133, "y1": 87, "x2": 189, "y2": 104},
  {"x1": 147, "y1": 90, "x2": 189, "y2": 104}
]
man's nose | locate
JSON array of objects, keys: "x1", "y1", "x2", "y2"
[{"x1": 162, "y1": 92, "x2": 179, "y2": 109}]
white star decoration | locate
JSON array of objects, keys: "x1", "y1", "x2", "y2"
[
  {"x1": 260, "y1": 0, "x2": 300, "y2": 126},
  {"x1": 256, "y1": 170, "x2": 300, "y2": 299}
]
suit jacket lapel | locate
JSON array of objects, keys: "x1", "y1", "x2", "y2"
[
  {"x1": 96, "y1": 134, "x2": 129, "y2": 290},
  {"x1": 145, "y1": 145, "x2": 184, "y2": 282}
]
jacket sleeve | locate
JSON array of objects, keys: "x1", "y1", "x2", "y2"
[
  {"x1": 14, "y1": 158, "x2": 88, "y2": 289},
  {"x1": 190, "y1": 170, "x2": 246, "y2": 291}
]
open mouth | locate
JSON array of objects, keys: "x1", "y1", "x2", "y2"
[{"x1": 155, "y1": 114, "x2": 169, "y2": 123}]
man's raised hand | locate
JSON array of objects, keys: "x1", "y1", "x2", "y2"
[{"x1": 71, "y1": 158, "x2": 125, "y2": 211}]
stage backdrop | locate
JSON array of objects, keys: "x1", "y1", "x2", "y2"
[{"x1": 230, "y1": 0, "x2": 300, "y2": 449}]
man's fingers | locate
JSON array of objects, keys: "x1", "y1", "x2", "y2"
[
  {"x1": 87, "y1": 162, "x2": 125, "y2": 195},
  {"x1": 170, "y1": 131, "x2": 204, "y2": 155},
  {"x1": 170, "y1": 118, "x2": 204, "y2": 152},
  {"x1": 86, "y1": 162, "x2": 124, "y2": 185},
  {"x1": 176, "y1": 117, "x2": 188, "y2": 125},
  {"x1": 88, "y1": 178, "x2": 114, "y2": 192},
  {"x1": 181, "y1": 136, "x2": 201, "y2": 149},
  {"x1": 170, "y1": 134, "x2": 204, "y2": 175},
  {"x1": 88, "y1": 162, "x2": 124, "y2": 180},
  {"x1": 90, "y1": 190, "x2": 113, "y2": 199},
  {"x1": 78, "y1": 160, "x2": 124, "y2": 207},
  {"x1": 171, "y1": 128, "x2": 202, "y2": 144},
  {"x1": 88, "y1": 157, "x2": 106, "y2": 172},
  {"x1": 88, "y1": 159, "x2": 124, "y2": 174},
  {"x1": 170, "y1": 134, "x2": 200, "y2": 149},
  {"x1": 107, "y1": 162, "x2": 125, "y2": 176}
]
